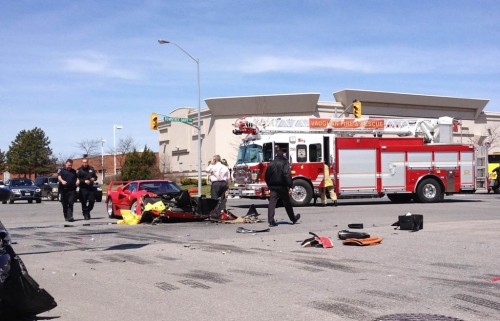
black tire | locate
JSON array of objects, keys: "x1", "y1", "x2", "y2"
[
  {"x1": 36, "y1": 198, "x2": 42, "y2": 203},
  {"x1": 415, "y1": 178, "x2": 442, "y2": 203},
  {"x1": 387, "y1": 193, "x2": 413, "y2": 203},
  {"x1": 1, "y1": 201, "x2": 6, "y2": 204},
  {"x1": 28, "y1": 200, "x2": 33, "y2": 204},
  {"x1": 9, "y1": 199, "x2": 14, "y2": 204},
  {"x1": 290, "y1": 179, "x2": 313, "y2": 207},
  {"x1": 106, "y1": 199, "x2": 115, "y2": 218}
]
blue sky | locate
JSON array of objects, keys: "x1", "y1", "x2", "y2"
[{"x1": 1, "y1": 0, "x2": 499, "y2": 157}]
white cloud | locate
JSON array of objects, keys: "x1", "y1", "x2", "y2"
[
  {"x1": 237, "y1": 56, "x2": 376, "y2": 74},
  {"x1": 63, "y1": 53, "x2": 140, "y2": 80},
  {"x1": 229, "y1": 47, "x2": 500, "y2": 75}
]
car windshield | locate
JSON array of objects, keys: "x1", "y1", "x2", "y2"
[
  {"x1": 10, "y1": 179, "x2": 34, "y2": 187},
  {"x1": 48, "y1": 177, "x2": 59, "y2": 184},
  {"x1": 236, "y1": 143, "x2": 263, "y2": 165},
  {"x1": 138, "y1": 181, "x2": 182, "y2": 194}
]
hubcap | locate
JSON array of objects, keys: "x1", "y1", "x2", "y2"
[
  {"x1": 292, "y1": 186, "x2": 307, "y2": 203},
  {"x1": 423, "y1": 184, "x2": 437, "y2": 199},
  {"x1": 107, "y1": 201, "x2": 113, "y2": 215}
]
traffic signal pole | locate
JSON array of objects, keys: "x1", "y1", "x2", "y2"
[{"x1": 149, "y1": 112, "x2": 202, "y2": 195}]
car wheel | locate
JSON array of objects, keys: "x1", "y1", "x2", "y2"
[
  {"x1": 106, "y1": 199, "x2": 115, "y2": 218},
  {"x1": 36, "y1": 198, "x2": 42, "y2": 203},
  {"x1": 47, "y1": 194, "x2": 53, "y2": 201},
  {"x1": 1, "y1": 201, "x2": 6, "y2": 204},
  {"x1": 9, "y1": 198, "x2": 14, "y2": 204},
  {"x1": 28, "y1": 200, "x2": 33, "y2": 204},
  {"x1": 130, "y1": 200, "x2": 142, "y2": 215}
]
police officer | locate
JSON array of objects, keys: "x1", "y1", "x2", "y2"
[
  {"x1": 77, "y1": 158, "x2": 98, "y2": 220},
  {"x1": 264, "y1": 149, "x2": 301, "y2": 227},
  {"x1": 58, "y1": 159, "x2": 79, "y2": 222}
]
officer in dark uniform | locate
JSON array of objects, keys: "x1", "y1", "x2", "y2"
[
  {"x1": 77, "y1": 158, "x2": 98, "y2": 220},
  {"x1": 57, "y1": 159, "x2": 79, "y2": 222},
  {"x1": 264, "y1": 149, "x2": 301, "y2": 227}
]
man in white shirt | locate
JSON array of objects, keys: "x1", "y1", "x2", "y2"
[{"x1": 206, "y1": 155, "x2": 230, "y2": 199}]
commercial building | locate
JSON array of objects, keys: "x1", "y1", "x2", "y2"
[{"x1": 157, "y1": 89, "x2": 497, "y2": 178}]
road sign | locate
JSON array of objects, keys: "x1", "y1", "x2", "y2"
[{"x1": 163, "y1": 116, "x2": 193, "y2": 124}]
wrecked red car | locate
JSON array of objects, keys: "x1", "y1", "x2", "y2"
[{"x1": 106, "y1": 180, "x2": 218, "y2": 221}]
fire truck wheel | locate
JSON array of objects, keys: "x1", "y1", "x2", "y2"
[
  {"x1": 290, "y1": 180, "x2": 313, "y2": 207},
  {"x1": 415, "y1": 178, "x2": 442, "y2": 203}
]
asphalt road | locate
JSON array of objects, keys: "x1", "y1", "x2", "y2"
[{"x1": 1, "y1": 193, "x2": 499, "y2": 321}]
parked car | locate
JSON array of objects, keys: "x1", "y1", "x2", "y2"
[
  {"x1": 2, "y1": 178, "x2": 42, "y2": 204},
  {"x1": 34, "y1": 176, "x2": 59, "y2": 201},
  {"x1": 75, "y1": 182, "x2": 103, "y2": 203},
  {"x1": 106, "y1": 180, "x2": 185, "y2": 218}
]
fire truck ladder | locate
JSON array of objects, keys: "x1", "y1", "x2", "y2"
[{"x1": 233, "y1": 116, "x2": 455, "y2": 143}]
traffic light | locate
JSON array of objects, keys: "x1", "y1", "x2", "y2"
[
  {"x1": 353, "y1": 100, "x2": 362, "y2": 119},
  {"x1": 150, "y1": 113, "x2": 159, "y2": 130}
]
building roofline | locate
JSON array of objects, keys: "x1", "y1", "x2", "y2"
[
  {"x1": 334, "y1": 89, "x2": 489, "y2": 118},
  {"x1": 205, "y1": 93, "x2": 320, "y2": 116}
]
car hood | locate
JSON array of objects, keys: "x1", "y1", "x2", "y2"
[{"x1": 9, "y1": 186, "x2": 39, "y2": 190}]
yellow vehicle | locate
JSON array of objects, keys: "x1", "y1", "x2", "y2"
[
  {"x1": 488, "y1": 153, "x2": 500, "y2": 178},
  {"x1": 488, "y1": 153, "x2": 500, "y2": 193}
]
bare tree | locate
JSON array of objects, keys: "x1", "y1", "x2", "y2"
[
  {"x1": 56, "y1": 153, "x2": 77, "y2": 168},
  {"x1": 76, "y1": 139, "x2": 101, "y2": 157},
  {"x1": 105, "y1": 136, "x2": 136, "y2": 155},
  {"x1": 469, "y1": 123, "x2": 500, "y2": 151},
  {"x1": 104, "y1": 136, "x2": 137, "y2": 172},
  {"x1": 117, "y1": 136, "x2": 136, "y2": 155}
]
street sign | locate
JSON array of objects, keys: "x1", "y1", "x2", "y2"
[{"x1": 163, "y1": 116, "x2": 193, "y2": 124}]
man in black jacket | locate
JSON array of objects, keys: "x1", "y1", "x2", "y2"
[
  {"x1": 264, "y1": 149, "x2": 300, "y2": 227},
  {"x1": 58, "y1": 159, "x2": 79, "y2": 222},
  {"x1": 77, "y1": 158, "x2": 98, "y2": 220}
]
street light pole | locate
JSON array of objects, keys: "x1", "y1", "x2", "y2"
[
  {"x1": 113, "y1": 125, "x2": 123, "y2": 176},
  {"x1": 101, "y1": 138, "x2": 106, "y2": 184},
  {"x1": 158, "y1": 39, "x2": 202, "y2": 197}
]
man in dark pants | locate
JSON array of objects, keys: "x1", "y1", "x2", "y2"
[
  {"x1": 58, "y1": 159, "x2": 79, "y2": 222},
  {"x1": 77, "y1": 158, "x2": 98, "y2": 220},
  {"x1": 206, "y1": 155, "x2": 230, "y2": 199},
  {"x1": 264, "y1": 149, "x2": 300, "y2": 227}
]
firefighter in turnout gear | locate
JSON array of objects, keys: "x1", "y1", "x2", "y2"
[{"x1": 320, "y1": 163, "x2": 337, "y2": 207}]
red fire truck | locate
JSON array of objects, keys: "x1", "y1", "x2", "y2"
[{"x1": 229, "y1": 115, "x2": 477, "y2": 206}]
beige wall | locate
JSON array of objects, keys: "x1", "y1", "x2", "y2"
[{"x1": 158, "y1": 108, "x2": 243, "y2": 176}]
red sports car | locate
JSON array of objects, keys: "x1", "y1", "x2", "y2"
[
  {"x1": 106, "y1": 180, "x2": 183, "y2": 218},
  {"x1": 106, "y1": 180, "x2": 216, "y2": 221}
]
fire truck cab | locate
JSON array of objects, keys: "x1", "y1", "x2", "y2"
[{"x1": 230, "y1": 115, "x2": 476, "y2": 206}]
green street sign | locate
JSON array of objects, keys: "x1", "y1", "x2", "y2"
[{"x1": 163, "y1": 116, "x2": 193, "y2": 124}]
